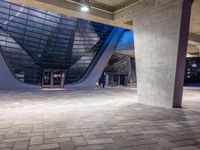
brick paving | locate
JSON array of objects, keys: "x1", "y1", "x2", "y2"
[{"x1": 0, "y1": 87, "x2": 200, "y2": 150}]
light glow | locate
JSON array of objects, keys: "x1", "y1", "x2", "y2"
[{"x1": 81, "y1": 5, "x2": 90, "y2": 12}]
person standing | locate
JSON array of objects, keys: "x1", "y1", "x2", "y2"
[{"x1": 99, "y1": 72, "x2": 106, "y2": 88}]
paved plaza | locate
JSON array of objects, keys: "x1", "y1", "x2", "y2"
[{"x1": 0, "y1": 87, "x2": 200, "y2": 150}]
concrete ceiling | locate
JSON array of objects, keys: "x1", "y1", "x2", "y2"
[
  {"x1": 188, "y1": 0, "x2": 200, "y2": 56},
  {"x1": 72, "y1": 0, "x2": 140, "y2": 12},
  {"x1": 91, "y1": 0, "x2": 133, "y2": 8}
]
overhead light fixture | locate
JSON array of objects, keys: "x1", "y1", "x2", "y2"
[
  {"x1": 80, "y1": 0, "x2": 90, "y2": 12},
  {"x1": 81, "y1": 5, "x2": 90, "y2": 12}
]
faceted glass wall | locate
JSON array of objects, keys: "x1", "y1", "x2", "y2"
[
  {"x1": 105, "y1": 54, "x2": 137, "y2": 85},
  {"x1": 0, "y1": 0, "x2": 113, "y2": 85}
]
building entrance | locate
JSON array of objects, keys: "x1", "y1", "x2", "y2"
[{"x1": 42, "y1": 69, "x2": 65, "y2": 88}]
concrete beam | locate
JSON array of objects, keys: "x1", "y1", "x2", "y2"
[
  {"x1": 114, "y1": 50, "x2": 135, "y2": 57},
  {"x1": 189, "y1": 33, "x2": 200, "y2": 44},
  {"x1": 188, "y1": 46, "x2": 200, "y2": 54},
  {"x1": 10, "y1": 0, "x2": 133, "y2": 30},
  {"x1": 114, "y1": 0, "x2": 145, "y2": 22}
]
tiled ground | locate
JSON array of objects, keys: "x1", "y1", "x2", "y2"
[{"x1": 0, "y1": 87, "x2": 200, "y2": 150}]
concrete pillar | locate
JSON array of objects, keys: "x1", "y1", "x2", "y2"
[{"x1": 134, "y1": 0, "x2": 192, "y2": 108}]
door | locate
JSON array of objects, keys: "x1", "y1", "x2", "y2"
[
  {"x1": 42, "y1": 69, "x2": 65, "y2": 88},
  {"x1": 43, "y1": 71, "x2": 51, "y2": 86},
  {"x1": 52, "y1": 71, "x2": 61, "y2": 86}
]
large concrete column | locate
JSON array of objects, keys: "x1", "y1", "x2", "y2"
[{"x1": 134, "y1": 0, "x2": 192, "y2": 108}]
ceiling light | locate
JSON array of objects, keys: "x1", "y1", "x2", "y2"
[{"x1": 81, "y1": 5, "x2": 90, "y2": 12}]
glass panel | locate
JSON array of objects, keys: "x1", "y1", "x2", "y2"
[
  {"x1": 43, "y1": 71, "x2": 51, "y2": 85},
  {"x1": 53, "y1": 71, "x2": 61, "y2": 85}
]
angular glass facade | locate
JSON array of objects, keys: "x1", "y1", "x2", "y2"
[
  {"x1": 105, "y1": 54, "x2": 137, "y2": 85},
  {"x1": 0, "y1": 0, "x2": 113, "y2": 86}
]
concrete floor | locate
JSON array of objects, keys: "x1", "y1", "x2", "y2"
[{"x1": 0, "y1": 87, "x2": 200, "y2": 150}]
